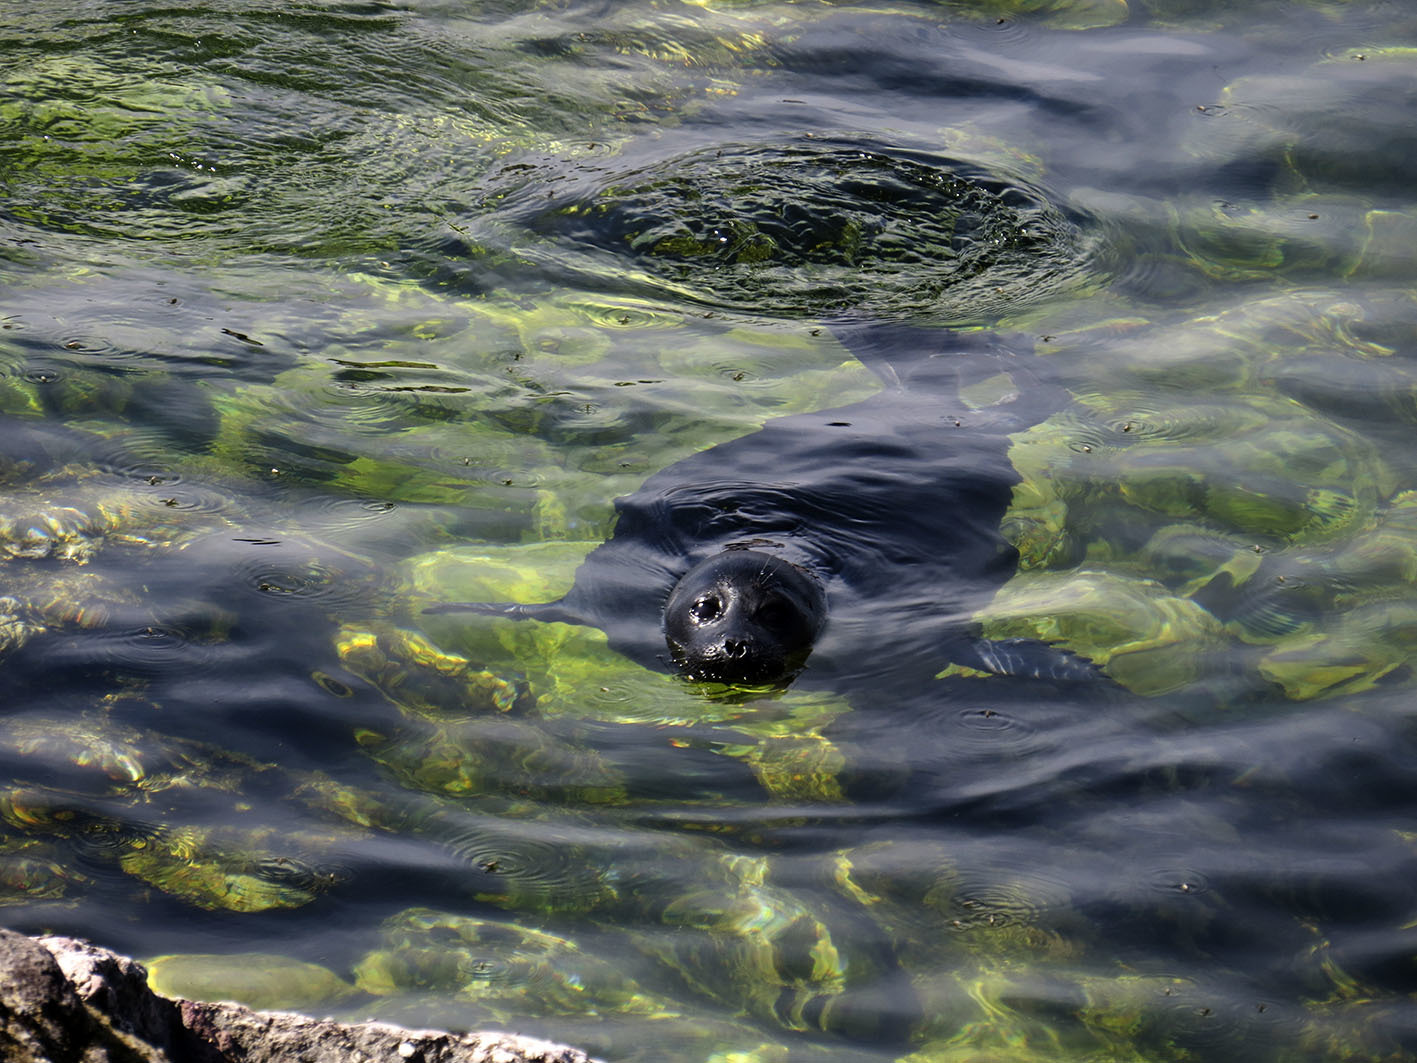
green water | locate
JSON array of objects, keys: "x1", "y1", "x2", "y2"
[{"x1": 5, "y1": 1, "x2": 1417, "y2": 1060}]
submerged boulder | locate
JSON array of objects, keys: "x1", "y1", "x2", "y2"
[{"x1": 0, "y1": 928, "x2": 594, "y2": 1063}]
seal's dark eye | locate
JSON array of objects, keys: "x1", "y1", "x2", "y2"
[
  {"x1": 691, "y1": 594, "x2": 722, "y2": 622},
  {"x1": 756, "y1": 596, "x2": 794, "y2": 629}
]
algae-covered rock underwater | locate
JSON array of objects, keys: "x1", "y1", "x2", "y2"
[{"x1": 4, "y1": 1, "x2": 1417, "y2": 1061}]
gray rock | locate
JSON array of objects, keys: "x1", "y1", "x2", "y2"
[
  {"x1": 0, "y1": 929, "x2": 596, "y2": 1063},
  {"x1": 0, "y1": 928, "x2": 173, "y2": 1063}
]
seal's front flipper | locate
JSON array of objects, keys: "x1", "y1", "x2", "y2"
[
  {"x1": 827, "y1": 320, "x2": 1026, "y2": 391},
  {"x1": 422, "y1": 600, "x2": 587, "y2": 626},
  {"x1": 825, "y1": 319, "x2": 1068, "y2": 431},
  {"x1": 960, "y1": 637, "x2": 1103, "y2": 683}
]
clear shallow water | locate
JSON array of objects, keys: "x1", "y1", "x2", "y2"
[{"x1": 5, "y1": 1, "x2": 1417, "y2": 1060}]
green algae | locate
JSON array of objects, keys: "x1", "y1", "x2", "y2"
[
  {"x1": 355, "y1": 907, "x2": 665, "y2": 1018},
  {"x1": 205, "y1": 286, "x2": 879, "y2": 518},
  {"x1": 346, "y1": 537, "x2": 855, "y2": 802},
  {"x1": 947, "y1": 569, "x2": 1227, "y2": 696},
  {"x1": 0, "y1": 711, "x2": 366, "y2": 914},
  {"x1": 0, "y1": 837, "x2": 86, "y2": 906},
  {"x1": 984, "y1": 288, "x2": 1417, "y2": 701}
]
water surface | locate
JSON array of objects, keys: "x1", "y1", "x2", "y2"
[{"x1": 4, "y1": 1, "x2": 1417, "y2": 1060}]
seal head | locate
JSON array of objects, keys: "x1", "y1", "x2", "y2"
[{"x1": 663, "y1": 549, "x2": 826, "y2": 686}]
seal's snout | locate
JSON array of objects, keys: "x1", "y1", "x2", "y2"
[
  {"x1": 663, "y1": 549, "x2": 826, "y2": 687},
  {"x1": 722, "y1": 637, "x2": 751, "y2": 659},
  {"x1": 690, "y1": 639, "x2": 783, "y2": 686}
]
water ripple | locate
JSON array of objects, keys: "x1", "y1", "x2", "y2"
[{"x1": 507, "y1": 137, "x2": 1104, "y2": 321}]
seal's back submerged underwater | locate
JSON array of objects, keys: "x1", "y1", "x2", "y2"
[{"x1": 429, "y1": 324, "x2": 1098, "y2": 689}]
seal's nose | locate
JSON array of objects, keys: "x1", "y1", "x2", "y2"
[{"x1": 722, "y1": 637, "x2": 751, "y2": 659}]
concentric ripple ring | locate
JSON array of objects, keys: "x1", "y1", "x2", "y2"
[{"x1": 513, "y1": 138, "x2": 1103, "y2": 321}]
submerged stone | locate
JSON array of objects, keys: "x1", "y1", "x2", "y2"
[
  {"x1": 984, "y1": 289, "x2": 1417, "y2": 701},
  {"x1": 951, "y1": 569, "x2": 1224, "y2": 696},
  {"x1": 355, "y1": 907, "x2": 663, "y2": 1020},
  {"x1": 145, "y1": 952, "x2": 357, "y2": 1012}
]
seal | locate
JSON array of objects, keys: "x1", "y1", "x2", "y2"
[
  {"x1": 662, "y1": 549, "x2": 826, "y2": 685},
  {"x1": 429, "y1": 323, "x2": 1098, "y2": 690}
]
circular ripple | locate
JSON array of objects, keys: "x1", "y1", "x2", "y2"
[
  {"x1": 20, "y1": 365, "x2": 64, "y2": 386},
  {"x1": 57, "y1": 335, "x2": 124, "y2": 358},
  {"x1": 1090, "y1": 400, "x2": 1271, "y2": 446},
  {"x1": 571, "y1": 300, "x2": 682, "y2": 330},
  {"x1": 71, "y1": 815, "x2": 164, "y2": 871},
  {"x1": 578, "y1": 679, "x2": 649, "y2": 710},
  {"x1": 134, "y1": 483, "x2": 232, "y2": 516},
  {"x1": 948, "y1": 705, "x2": 1050, "y2": 761},
  {"x1": 1035, "y1": 411, "x2": 1121, "y2": 456},
  {"x1": 517, "y1": 139, "x2": 1100, "y2": 321},
  {"x1": 228, "y1": 539, "x2": 373, "y2": 611},
  {"x1": 241, "y1": 560, "x2": 340, "y2": 600},
  {"x1": 1146, "y1": 979, "x2": 1306, "y2": 1058},
  {"x1": 254, "y1": 854, "x2": 348, "y2": 893},
  {"x1": 940, "y1": 859, "x2": 1074, "y2": 930},
  {"x1": 105, "y1": 465, "x2": 183, "y2": 490},
  {"x1": 1143, "y1": 866, "x2": 1212, "y2": 896},
  {"x1": 715, "y1": 363, "x2": 758, "y2": 383},
  {"x1": 84, "y1": 622, "x2": 220, "y2": 676},
  {"x1": 439, "y1": 819, "x2": 617, "y2": 913},
  {"x1": 958, "y1": 13, "x2": 1038, "y2": 47},
  {"x1": 303, "y1": 497, "x2": 400, "y2": 534},
  {"x1": 88, "y1": 433, "x2": 189, "y2": 488}
]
